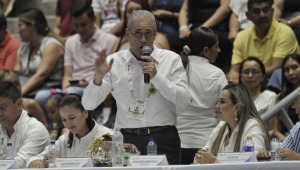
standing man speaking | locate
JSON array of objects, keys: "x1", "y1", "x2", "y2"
[{"x1": 82, "y1": 10, "x2": 189, "y2": 164}]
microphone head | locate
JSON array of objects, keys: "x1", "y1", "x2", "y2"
[{"x1": 142, "y1": 46, "x2": 151, "y2": 55}]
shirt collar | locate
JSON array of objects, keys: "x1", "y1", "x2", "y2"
[
  {"x1": 73, "y1": 121, "x2": 98, "y2": 142},
  {"x1": 251, "y1": 19, "x2": 276, "y2": 41},
  {"x1": 80, "y1": 27, "x2": 98, "y2": 44},
  {"x1": 124, "y1": 46, "x2": 161, "y2": 64},
  {"x1": 189, "y1": 55, "x2": 209, "y2": 63},
  {"x1": 13, "y1": 109, "x2": 28, "y2": 130}
]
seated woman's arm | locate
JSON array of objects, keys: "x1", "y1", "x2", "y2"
[
  {"x1": 21, "y1": 43, "x2": 64, "y2": 96},
  {"x1": 202, "y1": 0, "x2": 231, "y2": 28}
]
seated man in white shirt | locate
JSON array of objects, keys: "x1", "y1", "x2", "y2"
[
  {"x1": 0, "y1": 81, "x2": 50, "y2": 168},
  {"x1": 82, "y1": 10, "x2": 190, "y2": 164}
]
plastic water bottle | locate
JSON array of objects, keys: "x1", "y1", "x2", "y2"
[
  {"x1": 243, "y1": 135, "x2": 255, "y2": 152},
  {"x1": 270, "y1": 135, "x2": 280, "y2": 161},
  {"x1": 5, "y1": 143, "x2": 14, "y2": 160},
  {"x1": 112, "y1": 129, "x2": 124, "y2": 167},
  {"x1": 147, "y1": 138, "x2": 157, "y2": 155},
  {"x1": 48, "y1": 140, "x2": 59, "y2": 168}
]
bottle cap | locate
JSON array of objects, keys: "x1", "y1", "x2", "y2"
[
  {"x1": 149, "y1": 138, "x2": 154, "y2": 142},
  {"x1": 246, "y1": 135, "x2": 252, "y2": 139}
]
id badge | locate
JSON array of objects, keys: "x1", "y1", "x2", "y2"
[{"x1": 128, "y1": 98, "x2": 146, "y2": 120}]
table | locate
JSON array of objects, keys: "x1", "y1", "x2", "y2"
[{"x1": 13, "y1": 161, "x2": 300, "y2": 170}]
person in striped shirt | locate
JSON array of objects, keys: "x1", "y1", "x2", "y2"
[{"x1": 279, "y1": 96, "x2": 300, "y2": 160}]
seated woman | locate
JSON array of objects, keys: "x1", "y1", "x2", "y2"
[
  {"x1": 112, "y1": 0, "x2": 170, "y2": 50},
  {"x1": 276, "y1": 54, "x2": 300, "y2": 140},
  {"x1": 238, "y1": 57, "x2": 279, "y2": 135},
  {"x1": 27, "y1": 94, "x2": 113, "y2": 168},
  {"x1": 14, "y1": 8, "x2": 64, "y2": 98},
  {"x1": 193, "y1": 84, "x2": 270, "y2": 164},
  {"x1": 0, "y1": 70, "x2": 48, "y2": 128}
]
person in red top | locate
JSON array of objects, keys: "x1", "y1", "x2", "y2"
[
  {"x1": 0, "y1": 12, "x2": 20, "y2": 70},
  {"x1": 54, "y1": 0, "x2": 92, "y2": 38}
]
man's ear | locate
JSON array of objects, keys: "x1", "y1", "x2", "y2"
[{"x1": 15, "y1": 98, "x2": 23, "y2": 110}]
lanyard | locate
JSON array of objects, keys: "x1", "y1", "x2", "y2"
[{"x1": 127, "y1": 62, "x2": 150, "y2": 101}]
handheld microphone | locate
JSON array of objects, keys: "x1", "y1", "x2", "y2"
[{"x1": 142, "y1": 46, "x2": 151, "y2": 84}]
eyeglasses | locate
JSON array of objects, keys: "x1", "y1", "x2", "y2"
[
  {"x1": 128, "y1": 30, "x2": 155, "y2": 40},
  {"x1": 284, "y1": 65, "x2": 300, "y2": 73},
  {"x1": 250, "y1": 7, "x2": 272, "y2": 15},
  {"x1": 241, "y1": 69, "x2": 261, "y2": 75}
]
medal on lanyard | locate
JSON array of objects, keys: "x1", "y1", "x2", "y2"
[{"x1": 148, "y1": 83, "x2": 156, "y2": 95}]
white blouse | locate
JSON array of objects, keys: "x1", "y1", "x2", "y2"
[
  {"x1": 26, "y1": 123, "x2": 113, "y2": 167},
  {"x1": 204, "y1": 119, "x2": 266, "y2": 153}
]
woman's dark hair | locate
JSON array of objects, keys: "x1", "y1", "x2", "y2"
[
  {"x1": 238, "y1": 57, "x2": 267, "y2": 92},
  {"x1": 59, "y1": 94, "x2": 95, "y2": 148},
  {"x1": 279, "y1": 54, "x2": 300, "y2": 100},
  {"x1": 180, "y1": 26, "x2": 218, "y2": 69},
  {"x1": 19, "y1": 8, "x2": 50, "y2": 36}
]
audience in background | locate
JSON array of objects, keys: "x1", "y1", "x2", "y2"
[
  {"x1": 54, "y1": 0, "x2": 92, "y2": 42},
  {"x1": 114, "y1": 0, "x2": 170, "y2": 50},
  {"x1": 274, "y1": 0, "x2": 300, "y2": 43},
  {"x1": 228, "y1": 0, "x2": 283, "y2": 41},
  {"x1": 0, "y1": 12, "x2": 20, "y2": 70},
  {"x1": 0, "y1": 0, "x2": 41, "y2": 17},
  {"x1": 193, "y1": 84, "x2": 270, "y2": 164},
  {"x1": 238, "y1": 57, "x2": 279, "y2": 137},
  {"x1": 27, "y1": 94, "x2": 113, "y2": 168},
  {"x1": 177, "y1": 27, "x2": 227, "y2": 164},
  {"x1": 149, "y1": 0, "x2": 183, "y2": 36},
  {"x1": 168, "y1": 0, "x2": 232, "y2": 73},
  {"x1": 45, "y1": 89, "x2": 66, "y2": 140},
  {"x1": 0, "y1": 70, "x2": 48, "y2": 128},
  {"x1": 276, "y1": 54, "x2": 300, "y2": 139},
  {"x1": 92, "y1": 0, "x2": 123, "y2": 33},
  {"x1": 0, "y1": 81, "x2": 50, "y2": 168},
  {"x1": 228, "y1": 0, "x2": 300, "y2": 84},
  {"x1": 14, "y1": 8, "x2": 64, "y2": 100}
]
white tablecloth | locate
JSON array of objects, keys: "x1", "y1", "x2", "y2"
[{"x1": 13, "y1": 161, "x2": 300, "y2": 170}]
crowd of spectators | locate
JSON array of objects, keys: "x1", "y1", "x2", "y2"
[{"x1": 1, "y1": 0, "x2": 300, "y2": 168}]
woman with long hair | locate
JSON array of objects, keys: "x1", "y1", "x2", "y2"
[
  {"x1": 194, "y1": 84, "x2": 270, "y2": 164},
  {"x1": 14, "y1": 8, "x2": 64, "y2": 98}
]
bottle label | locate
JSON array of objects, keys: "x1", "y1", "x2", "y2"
[{"x1": 243, "y1": 146, "x2": 254, "y2": 152}]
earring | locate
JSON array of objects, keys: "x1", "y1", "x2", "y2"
[{"x1": 234, "y1": 112, "x2": 238, "y2": 122}]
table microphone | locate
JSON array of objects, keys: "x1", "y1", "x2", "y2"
[{"x1": 142, "y1": 46, "x2": 151, "y2": 84}]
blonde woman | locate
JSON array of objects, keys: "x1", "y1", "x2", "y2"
[{"x1": 194, "y1": 84, "x2": 270, "y2": 164}]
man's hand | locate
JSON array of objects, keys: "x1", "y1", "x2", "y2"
[
  {"x1": 94, "y1": 49, "x2": 114, "y2": 85},
  {"x1": 140, "y1": 56, "x2": 157, "y2": 79},
  {"x1": 279, "y1": 148, "x2": 300, "y2": 160}
]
